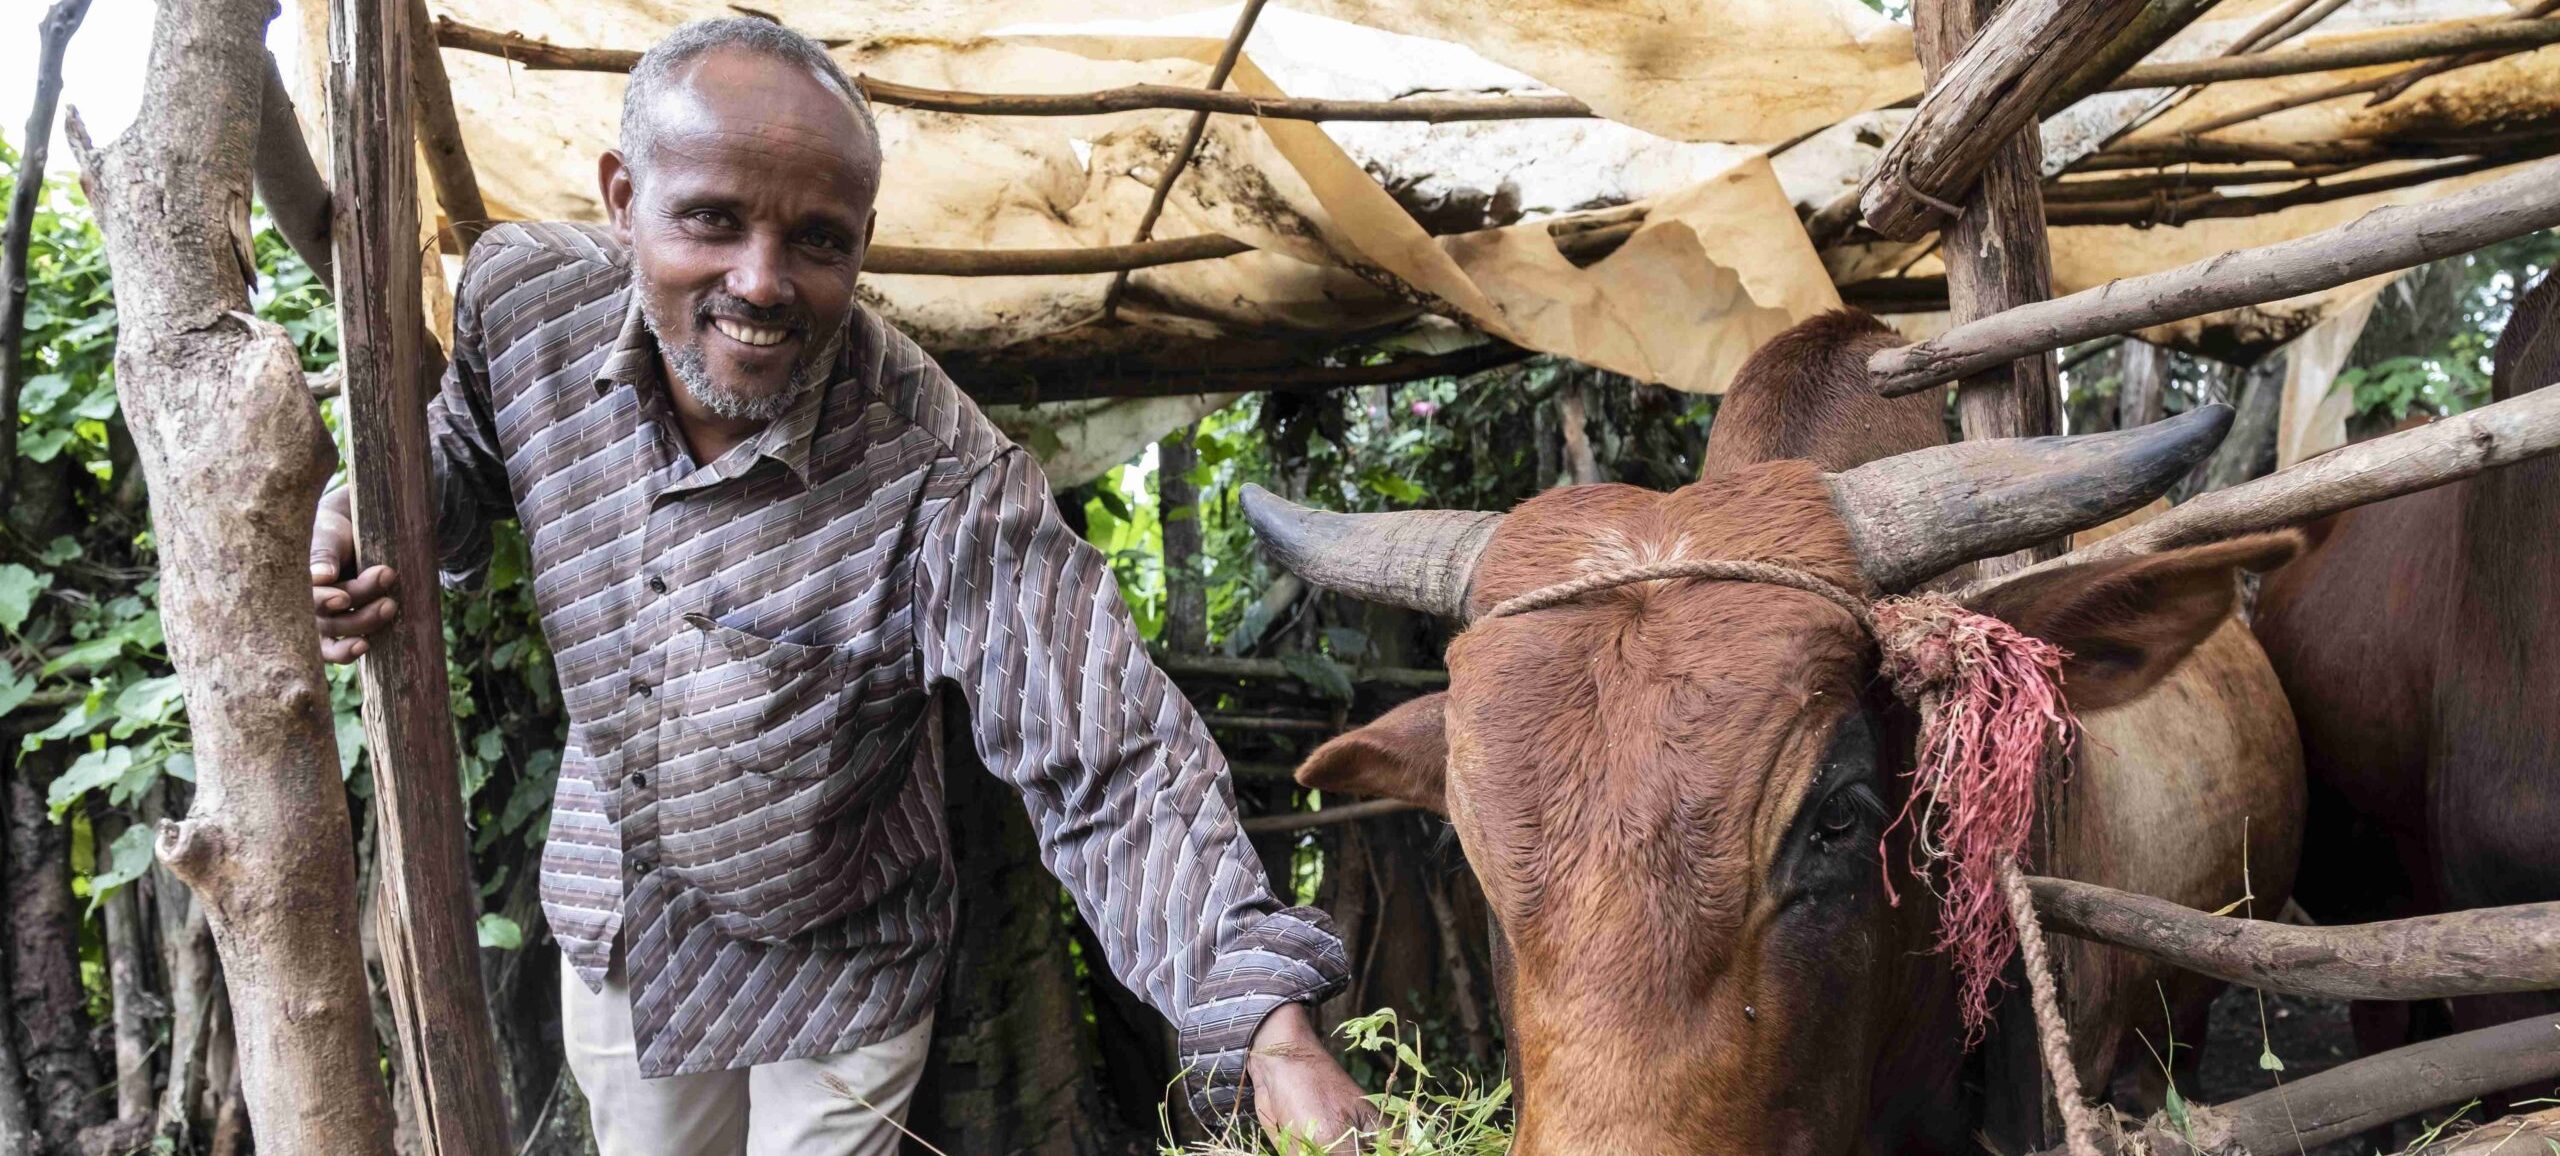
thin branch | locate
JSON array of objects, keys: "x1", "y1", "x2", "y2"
[
  {"x1": 2367, "y1": 0, "x2": 2560, "y2": 104},
  {"x1": 2104, "y1": 18, "x2": 2560, "y2": 90},
  {"x1": 866, "y1": 233, "x2": 1250, "y2": 277},
  {"x1": 2041, "y1": 151, "x2": 2546, "y2": 228},
  {"x1": 1871, "y1": 158, "x2": 2560, "y2": 396},
  {"x1": 1240, "y1": 798, "x2": 1421, "y2": 834},
  {"x1": 253, "y1": 50, "x2": 332, "y2": 286},
  {"x1": 965, "y1": 339, "x2": 1532, "y2": 406},
  {"x1": 0, "y1": 0, "x2": 94, "y2": 516},
  {"x1": 2082, "y1": 129, "x2": 2560, "y2": 170},
  {"x1": 1155, "y1": 652, "x2": 1449, "y2": 690},
  {"x1": 430, "y1": 17, "x2": 1594, "y2": 124},
  {"x1": 1102, "y1": 0, "x2": 1268, "y2": 323}
]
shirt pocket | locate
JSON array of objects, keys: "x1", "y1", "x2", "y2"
[{"x1": 671, "y1": 612, "x2": 849, "y2": 781}]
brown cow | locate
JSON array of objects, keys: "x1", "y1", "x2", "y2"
[
  {"x1": 1246, "y1": 311, "x2": 2303, "y2": 1155},
  {"x1": 2254, "y1": 270, "x2": 2560, "y2": 1052}
]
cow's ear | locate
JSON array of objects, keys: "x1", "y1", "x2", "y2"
[
  {"x1": 1294, "y1": 692, "x2": 1449, "y2": 813},
  {"x1": 1964, "y1": 533, "x2": 2301, "y2": 712}
]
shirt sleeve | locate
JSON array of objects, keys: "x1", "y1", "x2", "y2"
[
  {"x1": 422, "y1": 246, "x2": 517, "y2": 589},
  {"x1": 914, "y1": 446, "x2": 1350, "y2": 1126}
]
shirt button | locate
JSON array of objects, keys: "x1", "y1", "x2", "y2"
[
  {"x1": 633, "y1": 681, "x2": 652, "y2": 699},
  {"x1": 646, "y1": 574, "x2": 668, "y2": 594},
  {"x1": 628, "y1": 855, "x2": 656, "y2": 875},
  {"x1": 628, "y1": 772, "x2": 648, "y2": 790}
]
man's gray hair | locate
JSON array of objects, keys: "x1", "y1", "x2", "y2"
[{"x1": 619, "y1": 17, "x2": 875, "y2": 177}]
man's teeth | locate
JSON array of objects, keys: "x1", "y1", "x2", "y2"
[{"x1": 712, "y1": 318, "x2": 789, "y2": 347}]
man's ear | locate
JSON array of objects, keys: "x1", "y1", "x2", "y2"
[
  {"x1": 1294, "y1": 692, "x2": 1449, "y2": 813},
  {"x1": 1965, "y1": 532, "x2": 2302, "y2": 711},
  {"x1": 598, "y1": 150, "x2": 636, "y2": 245}
]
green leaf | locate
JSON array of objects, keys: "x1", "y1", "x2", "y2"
[
  {"x1": 2258, "y1": 1046, "x2": 2285, "y2": 1072},
  {"x1": 334, "y1": 708, "x2": 368, "y2": 779},
  {"x1": 47, "y1": 745, "x2": 133, "y2": 820},
  {"x1": 1094, "y1": 486, "x2": 1134, "y2": 524},
  {"x1": 26, "y1": 696, "x2": 107, "y2": 750},
  {"x1": 0, "y1": 564, "x2": 50, "y2": 635},
  {"x1": 476, "y1": 913, "x2": 523, "y2": 950},
  {"x1": 86, "y1": 824, "x2": 155, "y2": 913},
  {"x1": 17, "y1": 427, "x2": 72, "y2": 464},
  {"x1": 162, "y1": 752, "x2": 195, "y2": 783},
  {"x1": 111, "y1": 675, "x2": 185, "y2": 729},
  {"x1": 1279, "y1": 651, "x2": 1355, "y2": 703},
  {"x1": 0, "y1": 671, "x2": 36, "y2": 719},
  {"x1": 35, "y1": 536, "x2": 81, "y2": 566}
]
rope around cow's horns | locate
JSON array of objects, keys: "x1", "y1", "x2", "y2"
[{"x1": 1482, "y1": 560, "x2": 2109, "y2": 1156}]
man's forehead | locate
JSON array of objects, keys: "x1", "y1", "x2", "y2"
[{"x1": 648, "y1": 48, "x2": 874, "y2": 156}]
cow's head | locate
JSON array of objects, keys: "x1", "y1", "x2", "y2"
[{"x1": 1245, "y1": 319, "x2": 2297, "y2": 1155}]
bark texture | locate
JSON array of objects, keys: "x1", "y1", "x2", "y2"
[
  {"x1": 5, "y1": 744, "x2": 104, "y2": 1153},
  {"x1": 2115, "y1": 340, "x2": 2167, "y2": 429},
  {"x1": 67, "y1": 0, "x2": 395, "y2": 1148},
  {"x1": 0, "y1": 0, "x2": 93, "y2": 516},
  {"x1": 329, "y1": 0, "x2": 513, "y2": 1146}
]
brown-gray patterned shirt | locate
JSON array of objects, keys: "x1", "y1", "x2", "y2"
[{"x1": 422, "y1": 221, "x2": 1345, "y2": 1118}]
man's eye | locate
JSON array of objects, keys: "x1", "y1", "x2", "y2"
[
  {"x1": 687, "y1": 209, "x2": 735, "y2": 229},
  {"x1": 797, "y1": 230, "x2": 850, "y2": 252}
]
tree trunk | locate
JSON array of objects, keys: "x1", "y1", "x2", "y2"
[
  {"x1": 0, "y1": 982, "x2": 27, "y2": 1156},
  {"x1": 2117, "y1": 339, "x2": 2168, "y2": 429},
  {"x1": 94, "y1": 809, "x2": 154, "y2": 1124},
  {"x1": 2199, "y1": 354, "x2": 2287, "y2": 493},
  {"x1": 907, "y1": 701, "x2": 1107, "y2": 1156},
  {"x1": 1558, "y1": 379, "x2": 1602, "y2": 485},
  {"x1": 66, "y1": 0, "x2": 396, "y2": 1148},
  {"x1": 1158, "y1": 423, "x2": 1206, "y2": 654},
  {"x1": 6, "y1": 743, "x2": 105, "y2": 1153}
]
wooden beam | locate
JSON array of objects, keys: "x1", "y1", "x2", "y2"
[
  {"x1": 406, "y1": 0, "x2": 485, "y2": 251},
  {"x1": 63, "y1": 0, "x2": 396, "y2": 1145},
  {"x1": 1155, "y1": 652, "x2": 1449, "y2": 690},
  {"x1": 0, "y1": 0, "x2": 92, "y2": 519},
  {"x1": 1979, "y1": 377, "x2": 2560, "y2": 589},
  {"x1": 2198, "y1": 1013, "x2": 2560, "y2": 1156},
  {"x1": 2081, "y1": 130, "x2": 2560, "y2": 170},
  {"x1": 2027, "y1": 875, "x2": 2560, "y2": 1000},
  {"x1": 1102, "y1": 0, "x2": 1267, "y2": 322},
  {"x1": 326, "y1": 0, "x2": 511, "y2": 1150},
  {"x1": 431, "y1": 17, "x2": 1595, "y2": 124},
  {"x1": 1916, "y1": 0, "x2": 2064, "y2": 579},
  {"x1": 965, "y1": 340, "x2": 1531, "y2": 406},
  {"x1": 1872, "y1": 158, "x2": 2560, "y2": 397},
  {"x1": 2104, "y1": 18, "x2": 2560, "y2": 90},
  {"x1": 2036, "y1": 0, "x2": 2221, "y2": 116},
  {"x1": 1860, "y1": 0, "x2": 2152, "y2": 240},
  {"x1": 867, "y1": 233, "x2": 1251, "y2": 277}
]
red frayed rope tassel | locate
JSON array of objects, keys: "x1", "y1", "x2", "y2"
[{"x1": 1872, "y1": 593, "x2": 2108, "y2": 1156}]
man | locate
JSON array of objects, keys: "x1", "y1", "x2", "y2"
[{"x1": 307, "y1": 19, "x2": 1370, "y2": 1155}]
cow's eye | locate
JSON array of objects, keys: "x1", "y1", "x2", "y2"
[{"x1": 1810, "y1": 784, "x2": 1881, "y2": 845}]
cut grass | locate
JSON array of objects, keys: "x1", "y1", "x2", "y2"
[{"x1": 1169, "y1": 1008, "x2": 1515, "y2": 1155}]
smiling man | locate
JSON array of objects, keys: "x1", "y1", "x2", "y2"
[{"x1": 305, "y1": 18, "x2": 1367, "y2": 1155}]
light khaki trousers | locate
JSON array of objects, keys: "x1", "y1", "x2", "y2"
[{"x1": 561, "y1": 955, "x2": 933, "y2": 1156}]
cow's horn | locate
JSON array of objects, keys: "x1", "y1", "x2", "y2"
[
  {"x1": 1828, "y1": 403, "x2": 2234, "y2": 592},
  {"x1": 1240, "y1": 483, "x2": 1503, "y2": 619}
]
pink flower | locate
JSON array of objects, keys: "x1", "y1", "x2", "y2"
[{"x1": 1409, "y1": 400, "x2": 1439, "y2": 417}]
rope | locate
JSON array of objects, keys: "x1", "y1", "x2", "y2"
[
  {"x1": 1481, "y1": 558, "x2": 2108, "y2": 1153},
  {"x1": 2006, "y1": 864, "x2": 2110, "y2": 1156},
  {"x1": 1478, "y1": 558, "x2": 1874, "y2": 629}
]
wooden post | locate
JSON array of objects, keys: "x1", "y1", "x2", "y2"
[
  {"x1": 1916, "y1": 0, "x2": 2063, "y2": 578},
  {"x1": 2115, "y1": 339, "x2": 2165, "y2": 428},
  {"x1": 328, "y1": 0, "x2": 512, "y2": 1151},
  {"x1": 66, "y1": 0, "x2": 395, "y2": 1145}
]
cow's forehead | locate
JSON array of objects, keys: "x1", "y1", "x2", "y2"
[{"x1": 1441, "y1": 463, "x2": 1878, "y2": 979}]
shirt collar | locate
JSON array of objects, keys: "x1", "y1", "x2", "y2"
[{"x1": 593, "y1": 282, "x2": 851, "y2": 488}]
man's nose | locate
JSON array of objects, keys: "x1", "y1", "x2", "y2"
[{"x1": 725, "y1": 233, "x2": 794, "y2": 308}]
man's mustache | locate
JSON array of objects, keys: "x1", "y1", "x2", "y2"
[{"x1": 696, "y1": 293, "x2": 806, "y2": 332}]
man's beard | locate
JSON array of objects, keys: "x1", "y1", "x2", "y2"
[{"x1": 641, "y1": 291, "x2": 832, "y2": 424}]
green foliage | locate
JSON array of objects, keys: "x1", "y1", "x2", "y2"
[
  {"x1": 7, "y1": 143, "x2": 563, "y2": 950},
  {"x1": 2341, "y1": 229, "x2": 2560, "y2": 428},
  {"x1": 1168, "y1": 1008, "x2": 1513, "y2": 1156}
]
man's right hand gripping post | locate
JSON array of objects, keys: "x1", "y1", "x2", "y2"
[{"x1": 309, "y1": 488, "x2": 402, "y2": 665}]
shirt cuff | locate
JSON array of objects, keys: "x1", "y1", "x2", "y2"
[{"x1": 1177, "y1": 905, "x2": 1353, "y2": 1129}]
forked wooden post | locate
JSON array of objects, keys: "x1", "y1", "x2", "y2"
[
  {"x1": 327, "y1": 0, "x2": 511, "y2": 1150},
  {"x1": 1915, "y1": 0, "x2": 2065, "y2": 580}
]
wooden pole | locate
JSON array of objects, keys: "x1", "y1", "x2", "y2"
[
  {"x1": 327, "y1": 0, "x2": 511, "y2": 1151},
  {"x1": 407, "y1": 0, "x2": 487, "y2": 251},
  {"x1": 1100, "y1": 0, "x2": 1268, "y2": 322},
  {"x1": 1917, "y1": 0, "x2": 2064, "y2": 578},
  {"x1": 1860, "y1": 0, "x2": 2152, "y2": 241},
  {"x1": 64, "y1": 0, "x2": 395, "y2": 1144},
  {"x1": 0, "y1": 0, "x2": 92, "y2": 520},
  {"x1": 430, "y1": 17, "x2": 1594, "y2": 123},
  {"x1": 1872, "y1": 158, "x2": 2560, "y2": 397},
  {"x1": 2027, "y1": 875, "x2": 2560, "y2": 1000}
]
